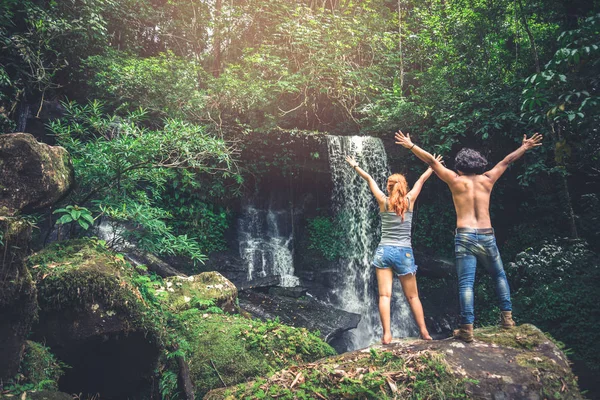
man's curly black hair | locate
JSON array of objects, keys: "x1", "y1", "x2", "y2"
[{"x1": 455, "y1": 148, "x2": 488, "y2": 175}]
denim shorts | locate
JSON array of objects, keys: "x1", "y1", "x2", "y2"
[{"x1": 372, "y1": 245, "x2": 417, "y2": 276}]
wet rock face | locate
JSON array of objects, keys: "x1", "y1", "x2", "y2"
[
  {"x1": 239, "y1": 290, "x2": 361, "y2": 349},
  {"x1": 0, "y1": 133, "x2": 73, "y2": 215},
  {"x1": 159, "y1": 271, "x2": 239, "y2": 313},
  {"x1": 205, "y1": 324, "x2": 583, "y2": 400}
]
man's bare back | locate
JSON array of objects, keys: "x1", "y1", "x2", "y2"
[{"x1": 448, "y1": 174, "x2": 494, "y2": 229}]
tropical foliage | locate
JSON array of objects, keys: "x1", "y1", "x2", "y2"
[{"x1": 1, "y1": 0, "x2": 599, "y2": 393}]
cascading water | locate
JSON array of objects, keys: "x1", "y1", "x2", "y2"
[
  {"x1": 238, "y1": 204, "x2": 300, "y2": 287},
  {"x1": 327, "y1": 135, "x2": 418, "y2": 349}
]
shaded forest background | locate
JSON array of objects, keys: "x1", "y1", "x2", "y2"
[{"x1": 1, "y1": 0, "x2": 599, "y2": 392}]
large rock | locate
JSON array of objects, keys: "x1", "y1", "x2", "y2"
[
  {"x1": 0, "y1": 133, "x2": 73, "y2": 215},
  {"x1": 0, "y1": 217, "x2": 37, "y2": 380},
  {"x1": 23, "y1": 391, "x2": 73, "y2": 400},
  {"x1": 28, "y1": 239, "x2": 162, "y2": 398},
  {"x1": 239, "y1": 290, "x2": 361, "y2": 346},
  {"x1": 158, "y1": 271, "x2": 238, "y2": 313},
  {"x1": 205, "y1": 324, "x2": 583, "y2": 400}
]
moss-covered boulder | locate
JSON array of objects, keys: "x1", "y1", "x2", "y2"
[
  {"x1": 22, "y1": 392, "x2": 74, "y2": 400},
  {"x1": 0, "y1": 217, "x2": 37, "y2": 380},
  {"x1": 0, "y1": 133, "x2": 73, "y2": 215},
  {"x1": 158, "y1": 271, "x2": 238, "y2": 313},
  {"x1": 205, "y1": 324, "x2": 583, "y2": 400},
  {"x1": 27, "y1": 239, "x2": 162, "y2": 398},
  {"x1": 174, "y1": 311, "x2": 336, "y2": 397}
]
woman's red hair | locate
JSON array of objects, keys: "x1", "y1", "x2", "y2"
[{"x1": 387, "y1": 174, "x2": 409, "y2": 220}]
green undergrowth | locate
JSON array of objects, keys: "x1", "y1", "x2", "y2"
[
  {"x1": 473, "y1": 324, "x2": 548, "y2": 350},
  {"x1": 24, "y1": 238, "x2": 335, "y2": 399},
  {"x1": 515, "y1": 353, "x2": 581, "y2": 399},
  {"x1": 208, "y1": 348, "x2": 476, "y2": 400},
  {"x1": 174, "y1": 312, "x2": 336, "y2": 397},
  {"x1": 2, "y1": 341, "x2": 68, "y2": 395}
]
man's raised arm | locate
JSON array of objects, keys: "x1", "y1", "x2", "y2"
[
  {"x1": 484, "y1": 133, "x2": 543, "y2": 183},
  {"x1": 394, "y1": 130, "x2": 457, "y2": 184}
]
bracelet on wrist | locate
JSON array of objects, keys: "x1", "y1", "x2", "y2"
[{"x1": 410, "y1": 143, "x2": 416, "y2": 150}]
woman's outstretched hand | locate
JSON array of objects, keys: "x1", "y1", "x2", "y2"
[
  {"x1": 345, "y1": 155, "x2": 359, "y2": 169},
  {"x1": 394, "y1": 130, "x2": 414, "y2": 149},
  {"x1": 429, "y1": 153, "x2": 444, "y2": 170}
]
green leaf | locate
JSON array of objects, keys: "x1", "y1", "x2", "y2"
[
  {"x1": 81, "y1": 213, "x2": 95, "y2": 224},
  {"x1": 78, "y1": 220, "x2": 90, "y2": 230},
  {"x1": 57, "y1": 215, "x2": 73, "y2": 224}
]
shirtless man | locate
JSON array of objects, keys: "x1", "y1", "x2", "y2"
[{"x1": 394, "y1": 130, "x2": 543, "y2": 342}]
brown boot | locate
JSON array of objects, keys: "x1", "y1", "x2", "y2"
[
  {"x1": 453, "y1": 324, "x2": 474, "y2": 343},
  {"x1": 500, "y1": 311, "x2": 516, "y2": 329}
]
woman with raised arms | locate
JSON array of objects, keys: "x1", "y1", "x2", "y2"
[{"x1": 345, "y1": 155, "x2": 441, "y2": 343}]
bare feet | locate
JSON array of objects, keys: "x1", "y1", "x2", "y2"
[
  {"x1": 381, "y1": 333, "x2": 393, "y2": 345},
  {"x1": 420, "y1": 331, "x2": 432, "y2": 340}
]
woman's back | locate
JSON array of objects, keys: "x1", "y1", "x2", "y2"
[{"x1": 379, "y1": 199, "x2": 413, "y2": 248}]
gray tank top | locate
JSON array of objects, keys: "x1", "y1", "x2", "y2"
[{"x1": 379, "y1": 197, "x2": 412, "y2": 247}]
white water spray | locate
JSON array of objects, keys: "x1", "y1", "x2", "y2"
[
  {"x1": 238, "y1": 205, "x2": 300, "y2": 287},
  {"x1": 327, "y1": 135, "x2": 417, "y2": 349}
]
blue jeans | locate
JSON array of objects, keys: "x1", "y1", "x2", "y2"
[{"x1": 455, "y1": 230, "x2": 512, "y2": 325}]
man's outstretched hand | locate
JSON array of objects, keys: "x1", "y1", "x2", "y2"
[
  {"x1": 394, "y1": 130, "x2": 414, "y2": 149},
  {"x1": 522, "y1": 133, "x2": 543, "y2": 150}
]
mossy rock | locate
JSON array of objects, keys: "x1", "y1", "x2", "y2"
[
  {"x1": 0, "y1": 392, "x2": 72, "y2": 400},
  {"x1": 1, "y1": 341, "x2": 66, "y2": 396},
  {"x1": 20, "y1": 341, "x2": 65, "y2": 389},
  {"x1": 175, "y1": 311, "x2": 336, "y2": 397},
  {"x1": 205, "y1": 324, "x2": 583, "y2": 400},
  {"x1": 473, "y1": 323, "x2": 548, "y2": 349},
  {"x1": 28, "y1": 239, "x2": 152, "y2": 322},
  {"x1": 0, "y1": 217, "x2": 37, "y2": 381},
  {"x1": 27, "y1": 239, "x2": 162, "y2": 398},
  {"x1": 0, "y1": 216, "x2": 33, "y2": 287},
  {"x1": 0, "y1": 133, "x2": 73, "y2": 214},
  {"x1": 23, "y1": 391, "x2": 73, "y2": 400},
  {"x1": 158, "y1": 271, "x2": 238, "y2": 313}
]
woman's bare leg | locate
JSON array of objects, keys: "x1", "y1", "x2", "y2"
[
  {"x1": 399, "y1": 274, "x2": 432, "y2": 340},
  {"x1": 375, "y1": 268, "x2": 394, "y2": 344}
]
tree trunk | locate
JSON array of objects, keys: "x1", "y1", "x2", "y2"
[
  {"x1": 517, "y1": 0, "x2": 540, "y2": 73},
  {"x1": 550, "y1": 123, "x2": 578, "y2": 238},
  {"x1": 560, "y1": 173, "x2": 579, "y2": 238},
  {"x1": 173, "y1": 344, "x2": 195, "y2": 400},
  {"x1": 398, "y1": 0, "x2": 404, "y2": 92},
  {"x1": 213, "y1": 0, "x2": 222, "y2": 78}
]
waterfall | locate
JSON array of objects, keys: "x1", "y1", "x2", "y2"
[
  {"x1": 238, "y1": 204, "x2": 300, "y2": 287},
  {"x1": 327, "y1": 135, "x2": 417, "y2": 349},
  {"x1": 16, "y1": 102, "x2": 30, "y2": 132}
]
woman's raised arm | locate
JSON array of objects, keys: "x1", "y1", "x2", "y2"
[
  {"x1": 407, "y1": 154, "x2": 442, "y2": 202},
  {"x1": 345, "y1": 156, "x2": 386, "y2": 204}
]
